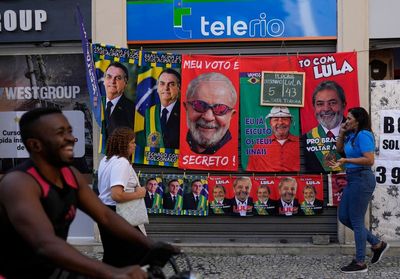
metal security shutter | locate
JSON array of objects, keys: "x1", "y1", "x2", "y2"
[
  {"x1": 132, "y1": 39, "x2": 339, "y2": 244},
  {"x1": 370, "y1": 38, "x2": 400, "y2": 50},
  {"x1": 146, "y1": 212, "x2": 337, "y2": 244}
]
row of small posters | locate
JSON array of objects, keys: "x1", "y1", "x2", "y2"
[{"x1": 139, "y1": 173, "x2": 348, "y2": 217}]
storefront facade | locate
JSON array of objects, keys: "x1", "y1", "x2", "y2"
[
  {"x1": 0, "y1": 0, "x2": 94, "y2": 240},
  {"x1": 91, "y1": 0, "x2": 370, "y2": 244},
  {"x1": 4, "y1": 0, "x2": 395, "y2": 245}
]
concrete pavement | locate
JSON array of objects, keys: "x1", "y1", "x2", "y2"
[
  {"x1": 74, "y1": 241, "x2": 400, "y2": 279},
  {"x1": 168, "y1": 254, "x2": 400, "y2": 279}
]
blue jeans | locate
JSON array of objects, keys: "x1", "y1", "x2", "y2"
[{"x1": 338, "y1": 167, "x2": 380, "y2": 262}]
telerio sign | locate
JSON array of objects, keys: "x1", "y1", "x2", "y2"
[
  {"x1": 0, "y1": 0, "x2": 91, "y2": 43},
  {"x1": 127, "y1": 0, "x2": 336, "y2": 44}
]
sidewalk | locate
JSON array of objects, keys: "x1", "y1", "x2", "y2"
[{"x1": 74, "y1": 240, "x2": 400, "y2": 279}]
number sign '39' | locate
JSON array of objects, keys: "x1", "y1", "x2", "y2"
[{"x1": 375, "y1": 160, "x2": 400, "y2": 186}]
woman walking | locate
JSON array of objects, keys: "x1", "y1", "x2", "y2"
[
  {"x1": 97, "y1": 127, "x2": 148, "y2": 267},
  {"x1": 333, "y1": 107, "x2": 389, "y2": 273}
]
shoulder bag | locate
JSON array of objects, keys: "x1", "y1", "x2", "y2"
[
  {"x1": 116, "y1": 169, "x2": 149, "y2": 226},
  {"x1": 116, "y1": 194, "x2": 149, "y2": 226}
]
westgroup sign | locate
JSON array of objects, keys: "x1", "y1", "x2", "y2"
[{"x1": 127, "y1": 0, "x2": 336, "y2": 44}]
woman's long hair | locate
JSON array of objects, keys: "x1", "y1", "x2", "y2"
[
  {"x1": 105, "y1": 127, "x2": 135, "y2": 160},
  {"x1": 347, "y1": 107, "x2": 372, "y2": 145}
]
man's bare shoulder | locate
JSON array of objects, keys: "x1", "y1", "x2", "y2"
[
  {"x1": 0, "y1": 171, "x2": 41, "y2": 203},
  {"x1": 68, "y1": 166, "x2": 90, "y2": 189}
]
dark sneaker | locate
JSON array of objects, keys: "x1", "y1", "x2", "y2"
[
  {"x1": 340, "y1": 261, "x2": 368, "y2": 273},
  {"x1": 371, "y1": 241, "x2": 389, "y2": 264}
]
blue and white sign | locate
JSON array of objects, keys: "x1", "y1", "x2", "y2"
[{"x1": 127, "y1": 0, "x2": 337, "y2": 43}]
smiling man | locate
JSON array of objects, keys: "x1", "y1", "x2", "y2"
[
  {"x1": 103, "y1": 62, "x2": 135, "y2": 140},
  {"x1": 0, "y1": 108, "x2": 179, "y2": 278},
  {"x1": 137, "y1": 68, "x2": 181, "y2": 150},
  {"x1": 228, "y1": 176, "x2": 254, "y2": 216},
  {"x1": 300, "y1": 184, "x2": 323, "y2": 215},
  {"x1": 209, "y1": 185, "x2": 230, "y2": 215},
  {"x1": 254, "y1": 185, "x2": 277, "y2": 216},
  {"x1": 247, "y1": 106, "x2": 299, "y2": 172},
  {"x1": 276, "y1": 176, "x2": 300, "y2": 216},
  {"x1": 155, "y1": 68, "x2": 181, "y2": 149},
  {"x1": 302, "y1": 80, "x2": 347, "y2": 173},
  {"x1": 184, "y1": 72, "x2": 237, "y2": 154}
]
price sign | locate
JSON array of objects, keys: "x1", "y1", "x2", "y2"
[{"x1": 260, "y1": 71, "x2": 305, "y2": 107}]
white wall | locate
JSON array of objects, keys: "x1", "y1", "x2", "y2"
[
  {"x1": 337, "y1": 0, "x2": 370, "y2": 244},
  {"x1": 369, "y1": 0, "x2": 400, "y2": 39},
  {"x1": 338, "y1": 0, "x2": 369, "y2": 109}
]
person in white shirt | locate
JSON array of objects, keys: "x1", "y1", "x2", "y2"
[{"x1": 97, "y1": 127, "x2": 148, "y2": 267}]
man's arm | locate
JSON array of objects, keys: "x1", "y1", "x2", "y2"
[
  {"x1": 0, "y1": 171, "x2": 146, "y2": 279},
  {"x1": 72, "y1": 168, "x2": 152, "y2": 249},
  {"x1": 73, "y1": 168, "x2": 180, "y2": 266}
]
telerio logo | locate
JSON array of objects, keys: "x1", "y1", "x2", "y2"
[
  {"x1": 201, "y1": 12, "x2": 284, "y2": 38},
  {"x1": 173, "y1": 0, "x2": 192, "y2": 39},
  {"x1": 172, "y1": 2, "x2": 284, "y2": 40}
]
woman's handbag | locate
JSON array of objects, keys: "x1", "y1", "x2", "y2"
[{"x1": 116, "y1": 197, "x2": 149, "y2": 226}]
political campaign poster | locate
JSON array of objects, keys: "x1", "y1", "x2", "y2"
[
  {"x1": 223, "y1": 176, "x2": 255, "y2": 217},
  {"x1": 179, "y1": 55, "x2": 240, "y2": 171},
  {"x1": 297, "y1": 52, "x2": 360, "y2": 173},
  {"x1": 92, "y1": 44, "x2": 139, "y2": 153},
  {"x1": 251, "y1": 176, "x2": 279, "y2": 216},
  {"x1": 270, "y1": 176, "x2": 301, "y2": 216},
  {"x1": 0, "y1": 54, "x2": 92, "y2": 173},
  {"x1": 297, "y1": 175, "x2": 324, "y2": 215},
  {"x1": 181, "y1": 175, "x2": 209, "y2": 216},
  {"x1": 160, "y1": 174, "x2": 185, "y2": 215},
  {"x1": 92, "y1": 44, "x2": 181, "y2": 167},
  {"x1": 138, "y1": 174, "x2": 164, "y2": 214},
  {"x1": 240, "y1": 56, "x2": 300, "y2": 172},
  {"x1": 134, "y1": 51, "x2": 182, "y2": 167},
  {"x1": 327, "y1": 173, "x2": 347, "y2": 206},
  {"x1": 208, "y1": 176, "x2": 235, "y2": 216}
]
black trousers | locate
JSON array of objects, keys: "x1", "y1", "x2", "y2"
[{"x1": 98, "y1": 205, "x2": 147, "y2": 267}]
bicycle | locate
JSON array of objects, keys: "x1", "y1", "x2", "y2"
[{"x1": 141, "y1": 243, "x2": 199, "y2": 279}]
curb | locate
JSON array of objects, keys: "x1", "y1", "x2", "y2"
[{"x1": 70, "y1": 238, "x2": 400, "y2": 257}]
